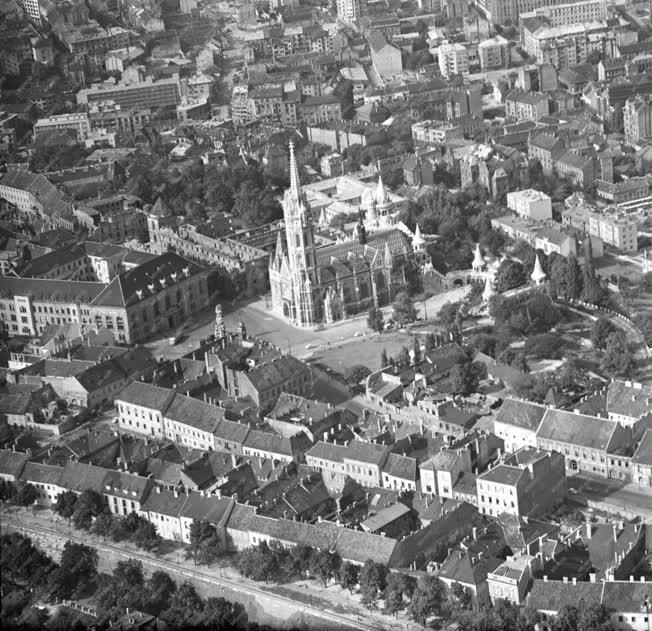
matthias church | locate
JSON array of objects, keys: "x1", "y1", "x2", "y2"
[{"x1": 269, "y1": 144, "x2": 429, "y2": 327}]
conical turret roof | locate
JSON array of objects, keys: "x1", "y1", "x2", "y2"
[
  {"x1": 531, "y1": 253, "x2": 546, "y2": 283},
  {"x1": 482, "y1": 275, "x2": 495, "y2": 302},
  {"x1": 413, "y1": 223, "x2": 425, "y2": 246},
  {"x1": 472, "y1": 243, "x2": 484, "y2": 270},
  {"x1": 374, "y1": 173, "x2": 389, "y2": 205},
  {"x1": 151, "y1": 196, "x2": 172, "y2": 217}
]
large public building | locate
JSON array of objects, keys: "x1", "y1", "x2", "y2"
[{"x1": 269, "y1": 144, "x2": 426, "y2": 327}]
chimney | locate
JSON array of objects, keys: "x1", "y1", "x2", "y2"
[
  {"x1": 156, "y1": 486, "x2": 161, "y2": 494},
  {"x1": 563, "y1": 577, "x2": 568, "y2": 583},
  {"x1": 173, "y1": 489, "x2": 178, "y2": 498},
  {"x1": 589, "y1": 573, "x2": 596, "y2": 583},
  {"x1": 572, "y1": 577, "x2": 577, "y2": 585}
]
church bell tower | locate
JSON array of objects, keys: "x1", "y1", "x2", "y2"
[{"x1": 283, "y1": 142, "x2": 319, "y2": 326}]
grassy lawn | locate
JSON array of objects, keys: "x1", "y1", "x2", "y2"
[
  {"x1": 595, "y1": 257, "x2": 643, "y2": 283},
  {"x1": 308, "y1": 331, "x2": 414, "y2": 373}
]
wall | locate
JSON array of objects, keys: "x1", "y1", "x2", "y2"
[{"x1": 306, "y1": 126, "x2": 367, "y2": 151}]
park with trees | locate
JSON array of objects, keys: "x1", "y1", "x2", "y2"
[{"x1": 0, "y1": 532, "x2": 251, "y2": 630}]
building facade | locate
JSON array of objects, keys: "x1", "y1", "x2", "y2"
[
  {"x1": 623, "y1": 95, "x2": 652, "y2": 143},
  {"x1": 506, "y1": 189, "x2": 552, "y2": 220},
  {"x1": 0, "y1": 252, "x2": 210, "y2": 343},
  {"x1": 438, "y1": 43, "x2": 469, "y2": 79},
  {"x1": 76, "y1": 75, "x2": 181, "y2": 110}
]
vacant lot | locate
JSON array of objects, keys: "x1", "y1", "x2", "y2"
[{"x1": 308, "y1": 331, "x2": 414, "y2": 373}]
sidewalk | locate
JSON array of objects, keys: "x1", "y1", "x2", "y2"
[{"x1": 1, "y1": 507, "x2": 413, "y2": 631}]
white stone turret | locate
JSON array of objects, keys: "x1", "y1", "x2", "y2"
[
  {"x1": 375, "y1": 173, "x2": 390, "y2": 206},
  {"x1": 482, "y1": 275, "x2": 496, "y2": 302},
  {"x1": 412, "y1": 223, "x2": 425, "y2": 252},
  {"x1": 472, "y1": 243, "x2": 484, "y2": 271},
  {"x1": 531, "y1": 253, "x2": 546, "y2": 285}
]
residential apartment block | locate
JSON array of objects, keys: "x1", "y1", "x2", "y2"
[
  {"x1": 506, "y1": 189, "x2": 552, "y2": 221},
  {"x1": 623, "y1": 94, "x2": 652, "y2": 143},
  {"x1": 505, "y1": 90, "x2": 549, "y2": 122},
  {"x1": 588, "y1": 210, "x2": 638, "y2": 252},
  {"x1": 521, "y1": 18, "x2": 614, "y2": 69},
  {"x1": 477, "y1": 35, "x2": 510, "y2": 71},
  {"x1": 475, "y1": 0, "x2": 604, "y2": 24},
  {"x1": 561, "y1": 206, "x2": 636, "y2": 252},
  {"x1": 306, "y1": 439, "x2": 417, "y2": 490},
  {"x1": 476, "y1": 448, "x2": 566, "y2": 518},
  {"x1": 76, "y1": 75, "x2": 181, "y2": 111},
  {"x1": 0, "y1": 170, "x2": 70, "y2": 218},
  {"x1": 336, "y1": 0, "x2": 366, "y2": 23},
  {"x1": 60, "y1": 20, "x2": 130, "y2": 55},
  {"x1": 33, "y1": 113, "x2": 91, "y2": 141},
  {"x1": 438, "y1": 43, "x2": 469, "y2": 79},
  {"x1": 116, "y1": 381, "x2": 253, "y2": 453},
  {"x1": 519, "y1": 0, "x2": 608, "y2": 26}
]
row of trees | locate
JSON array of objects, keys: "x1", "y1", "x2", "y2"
[
  {"x1": 53, "y1": 489, "x2": 161, "y2": 552},
  {"x1": 93, "y1": 556, "x2": 246, "y2": 629},
  {"x1": 187, "y1": 519, "x2": 223, "y2": 566},
  {"x1": 0, "y1": 479, "x2": 39, "y2": 506},
  {"x1": 591, "y1": 317, "x2": 634, "y2": 377},
  {"x1": 0, "y1": 532, "x2": 251, "y2": 631},
  {"x1": 1, "y1": 531, "x2": 618, "y2": 630},
  {"x1": 233, "y1": 542, "x2": 455, "y2": 623}
]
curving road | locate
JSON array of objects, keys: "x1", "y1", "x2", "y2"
[{"x1": 556, "y1": 301, "x2": 650, "y2": 360}]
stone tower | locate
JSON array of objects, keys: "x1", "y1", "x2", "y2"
[{"x1": 283, "y1": 142, "x2": 319, "y2": 326}]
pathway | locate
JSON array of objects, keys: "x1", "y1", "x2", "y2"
[{"x1": 0, "y1": 508, "x2": 410, "y2": 631}]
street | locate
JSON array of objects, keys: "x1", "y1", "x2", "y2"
[
  {"x1": 0, "y1": 507, "x2": 407, "y2": 631},
  {"x1": 145, "y1": 288, "x2": 470, "y2": 362},
  {"x1": 567, "y1": 473, "x2": 652, "y2": 521}
]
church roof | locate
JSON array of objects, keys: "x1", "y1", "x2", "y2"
[{"x1": 316, "y1": 229, "x2": 411, "y2": 269}]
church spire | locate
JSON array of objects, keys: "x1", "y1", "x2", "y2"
[
  {"x1": 375, "y1": 173, "x2": 389, "y2": 205},
  {"x1": 289, "y1": 141, "x2": 301, "y2": 201}
]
